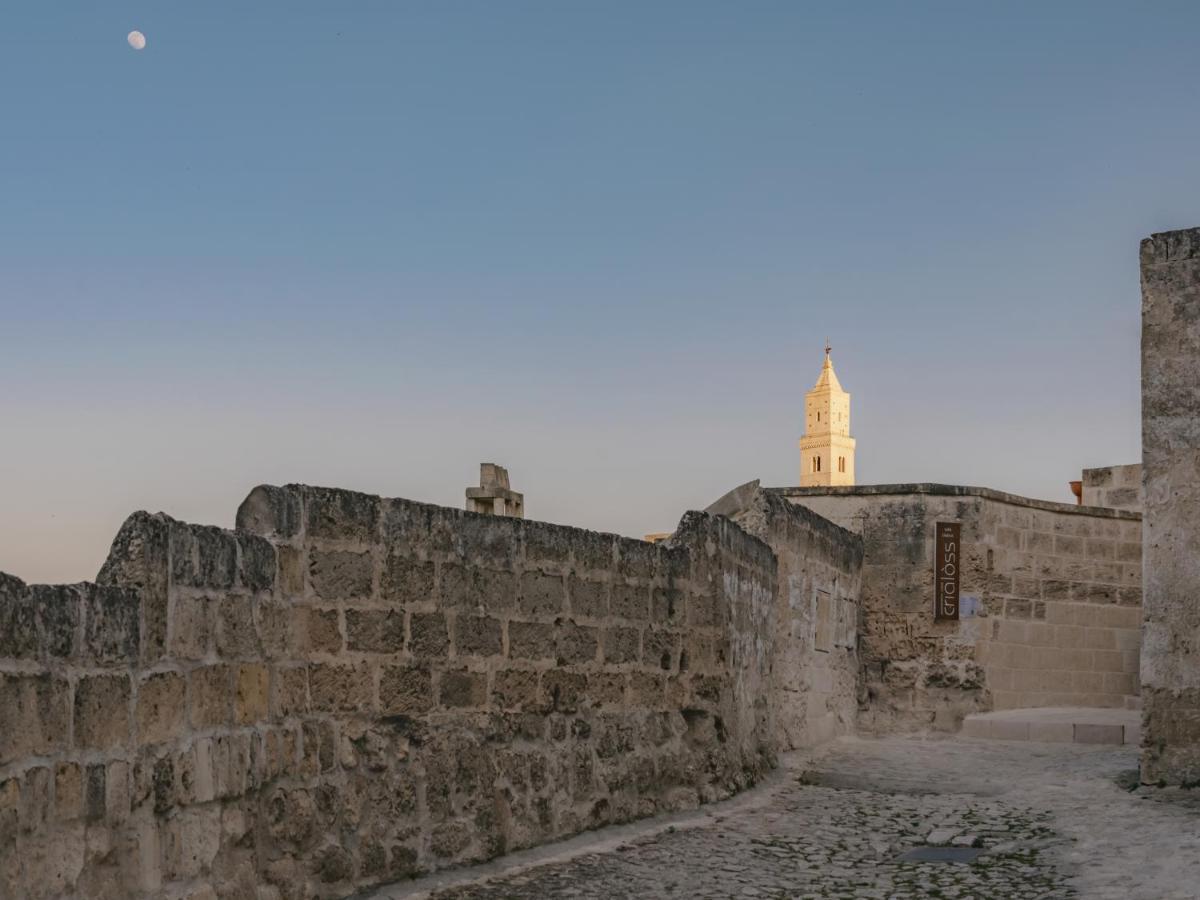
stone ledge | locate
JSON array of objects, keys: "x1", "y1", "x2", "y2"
[
  {"x1": 769, "y1": 483, "x2": 1141, "y2": 520},
  {"x1": 961, "y1": 707, "x2": 1140, "y2": 745}
]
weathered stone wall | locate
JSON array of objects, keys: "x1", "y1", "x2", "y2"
[
  {"x1": 1081, "y1": 464, "x2": 1143, "y2": 513},
  {"x1": 0, "y1": 483, "x2": 797, "y2": 899},
  {"x1": 1140, "y1": 226, "x2": 1200, "y2": 786},
  {"x1": 775, "y1": 485, "x2": 1142, "y2": 733},
  {"x1": 723, "y1": 490, "x2": 863, "y2": 749}
]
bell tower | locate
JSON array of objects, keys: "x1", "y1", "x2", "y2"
[{"x1": 799, "y1": 342, "x2": 855, "y2": 486}]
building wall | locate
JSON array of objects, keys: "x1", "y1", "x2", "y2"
[
  {"x1": 776, "y1": 484, "x2": 1142, "y2": 733},
  {"x1": 725, "y1": 490, "x2": 863, "y2": 749},
  {"x1": 0, "y1": 481, "x2": 862, "y2": 899},
  {"x1": 1140, "y1": 226, "x2": 1200, "y2": 786},
  {"x1": 1081, "y1": 464, "x2": 1143, "y2": 513}
]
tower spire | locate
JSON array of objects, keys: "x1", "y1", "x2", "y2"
[{"x1": 800, "y1": 345, "x2": 855, "y2": 486}]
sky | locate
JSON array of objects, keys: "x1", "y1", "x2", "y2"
[{"x1": 2, "y1": 2, "x2": 1198, "y2": 584}]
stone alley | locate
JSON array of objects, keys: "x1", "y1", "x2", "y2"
[{"x1": 372, "y1": 735, "x2": 1200, "y2": 900}]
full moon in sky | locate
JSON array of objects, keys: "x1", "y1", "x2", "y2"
[{"x1": 127, "y1": 31, "x2": 146, "y2": 50}]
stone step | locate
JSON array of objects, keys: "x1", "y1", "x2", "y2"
[{"x1": 961, "y1": 707, "x2": 1141, "y2": 745}]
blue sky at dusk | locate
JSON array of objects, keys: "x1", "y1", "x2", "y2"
[{"x1": 3, "y1": 2, "x2": 1199, "y2": 582}]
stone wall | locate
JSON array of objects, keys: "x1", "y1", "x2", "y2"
[
  {"x1": 1081, "y1": 464, "x2": 1143, "y2": 513},
  {"x1": 0, "y1": 482, "x2": 823, "y2": 899},
  {"x1": 775, "y1": 484, "x2": 1142, "y2": 733},
  {"x1": 721, "y1": 490, "x2": 863, "y2": 749},
  {"x1": 1140, "y1": 226, "x2": 1200, "y2": 786}
]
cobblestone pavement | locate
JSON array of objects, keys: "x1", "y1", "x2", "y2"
[{"x1": 371, "y1": 736, "x2": 1200, "y2": 900}]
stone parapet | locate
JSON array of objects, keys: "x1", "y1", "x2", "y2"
[{"x1": 0, "y1": 480, "x2": 860, "y2": 898}]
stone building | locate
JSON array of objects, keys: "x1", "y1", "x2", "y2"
[
  {"x1": 1140, "y1": 226, "x2": 1200, "y2": 786},
  {"x1": 799, "y1": 345, "x2": 856, "y2": 487}
]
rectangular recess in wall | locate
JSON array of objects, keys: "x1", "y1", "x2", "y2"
[
  {"x1": 934, "y1": 522, "x2": 961, "y2": 621},
  {"x1": 814, "y1": 589, "x2": 833, "y2": 651}
]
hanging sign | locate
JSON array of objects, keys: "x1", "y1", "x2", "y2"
[{"x1": 934, "y1": 522, "x2": 961, "y2": 621}]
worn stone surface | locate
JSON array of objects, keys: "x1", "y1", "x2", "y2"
[
  {"x1": 368, "y1": 735, "x2": 1200, "y2": 900},
  {"x1": 728, "y1": 489, "x2": 863, "y2": 749},
  {"x1": 1140, "y1": 225, "x2": 1200, "y2": 786},
  {"x1": 1081, "y1": 464, "x2": 1143, "y2": 513},
  {"x1": 776, "y1": 484, "x2": 1142, "y2": 732},
  {"x1": 1, "y1": 482, "x2": 854, "y2": 898}
]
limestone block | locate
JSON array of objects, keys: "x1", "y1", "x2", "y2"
[
  {"x1": 505, "y1": 620, "x2": 553, "y2": 661},
  {"x1": 74, "y1": 674, "x2": 131, "y2": 751},
  {"x1": 438, "y1": 669, "x2": 486, "y2": 709},
  {"x1": 309, "y1": 662, "x2": 374, "y2": 713},
  {"x1": 162, "y1": 805, "x2": 221, "y2": 881},
  {"x1": 234, "y1": 664, "x2": 269, "y2": 724},
  {"x1": 438, "y1": 563, "x2": 483, "y2": 609},
  {"x1": 0, "y1": 580, "x2": 80, "y2": 660},
  {"x1": 54, "y1": 762, "x2": 83, "y2": 822},
  {"x1": 136, "y1": 671, "x2": 186, "y2": 745},
  {"x1": 256, "y1": 597, "x2": 294, "y2": 659},
  {"x1": 610, "y1": 582, "x2": 650, "y2": 621},
  {"x1": 235, "y1": 485, "x2": 303, "y2": 539},
  {"x1": 189, "y1": 665, "x2": 233, "y2": 729},
  {"x1": 304, "y1": 487, "x2": 380, "y2": 543},
  {"x1": 541, "y1": 671, "x2": 586, "y2": 713},
  {"x1": 22, "y1": 824, "x2": 85, "y2": 899},
  {"x1": 569, "y1": 577, "x2": 609, "y2": 618},
  {"x1": 643, "y1": 629, "x2": 680, "y2": 672},
  {"x1": 0, "y1": 673, "x2": 69, "y2": 764},
  {"x1": 215, "y1": 595, "x2": 261, "y2": 658},
  {"x1": 450, "y1": 614, "x2": 501, "y2": 657},
  {"x1": 309, "y1": 549, "x2": 373, "y2": 601},
  {"x1": 170, "y1": 594, "x2": 213, "y2": 659},
  {"x1": 518, "y1": 571, "x2": 565, "y2": 618},
  {"x1": 237, "y1": 532, "x2": 276, "y2": 593},
  {"x1": 270, "y1": 665, "x2": 310, "y2": 718},
  {"x1": 491, "y1": 669, "x2": 540, "y2": 711},
  {"x1": 345, "y1": 609, "x2": 406, "y2": 653},
  {"x1": 276, "y1": 545, "x2": 306, "y2": 598},
  {"x1": 297, "y1": 606, "x2": 342, "y2": 654},
  {"x1": 409, "y1": 612, "x2": 450, "y2": 658},
  {"x1": 557, "y1": 622, "x2": 599, "y2": 665},
  {"x1": 21, "y1": 766, "x2": 51, "y2": 833},
  {"x1": 602, "y1": 627, "x2": 640, "y2": 664},
  {"x1": 96, "y1": 511, "x2": 170, "y2": 665},
  {"x1": 82, "y1": 585, "x2": 140, "y2": 663},
  {"x1": 382, "y1": 555, "x2": 435, "y2": 604},
  {"x1": 171, "y1": 525, "x2": 237, "y2": 590}
]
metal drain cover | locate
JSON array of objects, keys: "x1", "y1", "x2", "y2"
[{"x1": 899, "y1": 846, "x2": 985, "y2": 863}]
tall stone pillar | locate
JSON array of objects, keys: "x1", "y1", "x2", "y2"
[{"x1": 1140, "y1": 226, "x2": 1200, "y2": 785}]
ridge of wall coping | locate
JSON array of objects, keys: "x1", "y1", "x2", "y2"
[
  {"x1": 768, "y1": 483, "x2": 1142, "y2": 521},
  {"x1": 247, "y1": 481, "x2": 778, "y2": 562}
]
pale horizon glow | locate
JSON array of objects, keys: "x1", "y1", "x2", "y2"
[{"x1": 3, "y1": 2, "x2": 1196, "y2": 584}]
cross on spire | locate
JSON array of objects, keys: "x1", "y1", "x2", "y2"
[{"x1": 824, "y1": 338, "x2": 831, "y2": 358}]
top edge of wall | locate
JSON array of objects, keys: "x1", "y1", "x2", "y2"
[{"x1": 767, "y1": 483, "x2": 1141, "y2": 520}]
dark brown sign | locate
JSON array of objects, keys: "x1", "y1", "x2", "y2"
[{"x1": 934, "y1": 522, "x2": 961, "y2": 621}]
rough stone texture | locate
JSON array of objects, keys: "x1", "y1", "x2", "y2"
[
  {"x1": 726, "y1": 489, "x2": 864, "y2": 749},
  {"x1": 1081, "y1": 464, "x2": 1143, "y2": 513},
  {"x1": 0, "y1": 481, "x2": 861, "y2": 898},
  {"x1": 775, "y1": 483, "x2": 1142, "y2": 733},
  {"x1": 1140, "y1": 226, "x2": 1200, "y2": 786},
  {"x1": 365, "y1": 736, "x2": 1200, "y2": 900}
]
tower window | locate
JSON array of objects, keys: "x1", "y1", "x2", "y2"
[
  {"x1": 816, "y1": 411, "x2": 820, "y2": 422},
  {"x1": 838, "y1": 456, "x2": 845, "y2": 473}
]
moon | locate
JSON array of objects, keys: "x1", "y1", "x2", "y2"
[{"x1": 127, "y1": 31, "x2": 146, "y2": 50}]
